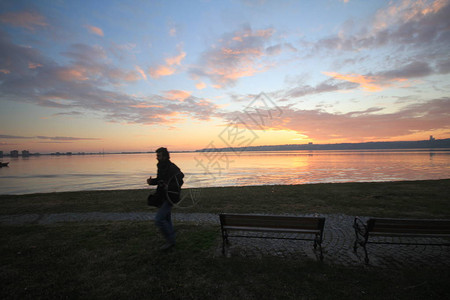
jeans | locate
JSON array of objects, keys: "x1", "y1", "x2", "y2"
[{"x1": 155, "y1": 200, "x2": 175, "y2": 244}]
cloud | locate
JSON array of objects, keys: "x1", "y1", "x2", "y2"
[
  {"x1": 189, "y1": 24, "x2": 276, "y2": 87},
  {"x1": 164, "y1": 90, "x2": 192, "y2": 101},
  {"x1": 284, "y1": 78, "x2": 359, "y2": 99},
  {"x1": 265, "y1": 44, "x2": 282, "y2": 55},
  {"x1": 85, "y1": 24, "x2": 104, "y2": 36},
  {"x1": 437, "y1": 59, "x2": 450, "y2": 74},
  {"x1": 28, "y1": 62, "x2": 43, "y2": 69},
  {"x1": 323, "y1": 72, "x2": 382, "y2": 92},
  {"x1": 149, "y1": 65, "x2": 175, "y2": 78},
  {"x1": 52, "y1": 111, "x2": 83, "y2": 117},
  {"x1": 165, "y1": 51, "x2": 186, "y2": 66},
  {"x1": 35, "y1": 136, "x2": 101, "y2": 141},
  {"x1": 195, "y1": 82, "x2": 207, "y2": 90},
  {"x1": 56, "y1": 66, "x2": 89, "y2": 81},
  {"x1": 310, "y1": 0, "x2": 450, "y2": 59},
  {"x1": 224, "y1": 97, "x2": 450, "y2": 141},
  {"x1": 372, "y1": 0, "x2": 449, "y2": 32},
  {"x1": 0, "y1": 10, "x2": 48, "y2": 30},
  {"x1": 379, "y1": 61, "x2": 433, "y2": 79},
  {"x1": 323, "y1": 61, "x2": 434, "y2": 92},
  {"x1": 149, "y1": 48, "x2": 186, "y2": 79},
  {"x1": 0, "y1": 31, "x2": 218, "y2": 126},
  {"x1": 167, "y1": 20, "x2": 180, "y2": 37},
  {"x1": 0, "y1": 135, "x2": 33, "y2": 139},
  {"x1": 0, "y1": 134, "x2": 100, "y2": 141},
  {"x1": 135, "y1": 65, "x2": 147, "y2": 80},
  {"x1": 62, "y1": 44, "x2": 107, "y2": 63},
  {"x1": 59, "y1": 43, "x2": 141, "y2": 84}
]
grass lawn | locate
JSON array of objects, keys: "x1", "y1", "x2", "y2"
[
  {"x1": 1, "y1": 222, "x2": 449, "y2": 299},
  {"x1": 1, "y1": 180, "x2": 449, "y2": 299},
  {"x1": 1, "y1": 179, "x2": 450, "y2": 218}
]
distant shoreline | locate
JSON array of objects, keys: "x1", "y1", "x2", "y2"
[
  {"x1": 196, "y1": 138, "x2": 450, "y2": 153},
  {"x1": 1, "y1": 147, "x2": 450, "y2": 159},
  {"x1": 2, "y1": 138, "x2": 450, "y2": 157}
]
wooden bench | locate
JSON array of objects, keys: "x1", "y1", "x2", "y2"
[
  {"x1": 353, "y1": 217, "x2": 450, "y2": 264},
  {"x1": 219, "y1": 213, "x2": 325, "y2": 260}
]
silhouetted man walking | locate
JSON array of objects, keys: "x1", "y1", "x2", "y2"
[{"x1": 147, "y1": 147, "x2": 183, "y2": 251}]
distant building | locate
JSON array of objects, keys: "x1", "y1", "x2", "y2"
[
  {"x1": 10, "y1": 150, "x2": 19, "y2": 157},
  {"x1": 429, "y1": 135, "x2": 435, "y2": 142},
  {"x1": 0, "y1": 151, "x2": 3, "y2": 157},
  {"x1": 22, "y1": 150, "x2": 30, "y2": 157}
]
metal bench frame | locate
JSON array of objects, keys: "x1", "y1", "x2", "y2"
[
  {"x1": 220, "y1": 213, "x2": 325, "y2": 260},
  {"x1": 353, "y1": 217, "x2": 450, "y2": 264}
]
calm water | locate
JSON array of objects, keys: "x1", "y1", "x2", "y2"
[{"x1": 1, "y1": 150, "x2": 449, "y2": 195}]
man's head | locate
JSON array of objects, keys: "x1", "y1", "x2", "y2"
[{"x1": 156, "y1": 147, "x2": 170, "y2": 162}]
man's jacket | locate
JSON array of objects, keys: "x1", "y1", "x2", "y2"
[{"x1": 149, "y1": 160, "x2": 184, "y2": 203}]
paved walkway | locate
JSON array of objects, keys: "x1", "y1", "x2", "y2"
[{"x1": 1, "y1": 212, "x2": 449, "y2": 268}]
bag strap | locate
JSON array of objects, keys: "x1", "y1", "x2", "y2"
[{"x1": 163, "y1": 172, "x2": 183, "y2": 206}]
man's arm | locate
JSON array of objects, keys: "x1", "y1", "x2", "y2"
[{"x1": 147, "y1": 176, "x2": 158, "y2": 185}]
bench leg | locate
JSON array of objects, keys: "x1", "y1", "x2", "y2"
[
  {"x1": 318, "y1": 243, "x2": 323, "y2": 261},
  {"x1": 314, "y1": 236, "x2": 324, "y2": 261},
  {"x1": 221, "y1": 234, "x2": 229, "y2": 256}
]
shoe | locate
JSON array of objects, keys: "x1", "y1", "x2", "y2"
[{"x1": 160, "y1": 242, "x2": 175, "y2": 251}]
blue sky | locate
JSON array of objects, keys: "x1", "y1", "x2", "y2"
[{"x1": 1, "y1": 0, "x2": 449, "y2": 153}]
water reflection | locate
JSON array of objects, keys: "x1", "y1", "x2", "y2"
[{"x1": 0, "y1": 150, "x2": 449, "y2": 194}]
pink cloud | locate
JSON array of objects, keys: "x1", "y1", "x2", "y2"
[
  {"x1": 85, "y1": 25, "x2": 104, "y2": 37},
  {"x1": 165, "y1": 51, "x2": 186, "y2": 66},
  {"x1": 373, "y1": 0, "x2": 448, "y2": 31},
  {"x1": 323, "y1": 61, "x2": 433, "y2": 92},
  {"x1": 190, "y1": 25, "x2": 276, "y2": 87},
  {"x1": 129, "y1": 104, "x2": 163, "y2": 108},
  {"x1": 28, "y1": 63, "x2": 43, "y2": 69},
  {"x1": 149, "y1": 48, "x2": 186, "y2": 79},
  {"x1": 164, "y1": 90, "x2": 192, "y2": 101},
  {"x1": 323, "y1": 72, "x2": 384, "y2": 92},
  {"x1": 0, "y1": 32, "x2": 219, "y2": 126},
  {"x1": 149, "y1": 65, "x2": 175, "y2": 79},
  {"x1": 0, "y1": 11, "x2": 48, "y2": 30},
  {"x1": 196, "y1": 82, "x2": 207, "y2": 90},
  {"x1": 56, "y1": 67, "x2": 89, "y2": 81},
  {"x1": 135, "y1": 66, "x2": 147, "y2": 80},
  {"x1": 226, "y1": 98, "x2": 450, "y2": 142}
]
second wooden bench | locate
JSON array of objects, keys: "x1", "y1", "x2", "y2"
[{"x1": 353, "y1": 217, "x2": 450, "y2": 264}]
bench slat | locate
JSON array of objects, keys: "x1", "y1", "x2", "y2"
[
  {"x1": 221, "y1": 214, "x2": 324, "y2": 230},
  {"x1": 370, "y1": 228, "x2": 450, "y2": 234},
  {"x1": 370, "y1": 232, "x2": 450, "y2": 238},
  {"x1": 223, "y1": 225, "x2": 321, "y2": 234},
  {"x1": 368, "y1": 218, "x2": 450, "y2": 235}
]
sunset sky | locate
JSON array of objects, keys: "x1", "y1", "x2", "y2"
[{"x1": 1, "y1": 0, "x2": 449, "y2": 153}]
